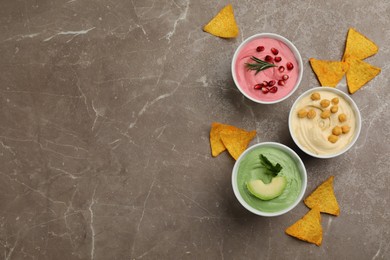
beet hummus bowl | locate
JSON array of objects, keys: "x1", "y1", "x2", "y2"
[{"x1": 232, "y1": 33, "x2": 303, "y2": 104}]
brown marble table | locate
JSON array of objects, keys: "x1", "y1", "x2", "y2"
[{"x1": 1, "y1": 0, "x2": 389, "y2": 259}]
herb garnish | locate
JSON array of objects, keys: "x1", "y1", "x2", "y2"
[
  {"x1": 259, "y1": 154, "x2": 283, "y2": 177},
  {"x1": 245, "y1": 56, "x2": 277, "y2": 75}
]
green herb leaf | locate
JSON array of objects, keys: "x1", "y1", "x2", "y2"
[
  {"x1": 259, "y1": 154, "x2": 283, "y2": 176},
  {"x1": 245, "y1": 56, "x2": 277, "y2": 75}
]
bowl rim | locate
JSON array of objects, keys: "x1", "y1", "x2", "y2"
[
  {"x1": 231, "y1": 33, "x2": 303, "y2": 104},
  {"x1": 231, "y1": 142, "x2": 307, "y2": 217},
  {"x1": 288, "y1": 87, "x2": 362, "y2": 159}
]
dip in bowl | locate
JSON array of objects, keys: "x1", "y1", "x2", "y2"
[
  {"x1": 232, "y1": 33, "x2": 303, "y2": 104},
  {"x1": 289, "y1": 87, "x2": 361, "y2": 158},
  {"x1": 232, "y1": 142, "x2": 307, "y2": 217}
]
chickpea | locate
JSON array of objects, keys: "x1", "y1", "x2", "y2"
[
  {"x1": 332, "y1": 126, "x2": 342, "y2": 136},
  {"x1": 332, "y1": 97, "x2": 339, "y2": 105},
  {"x1": 330, "y1": 105, "x2": 339, "y2": 113},
  {"x1": 342, "y1": 125, "x2": 350, "y2": 134},
  {"x1": 320, "y1": 99, "x2": 330, "y2": 108},
  {"x1": 311, "y1": 92, "x2": 321, "y2": 101},
  {"x1": 339, "y1": 113, "x2": 347, "y2": 122},
  {"x1": 307, "y1": 109, "x2": 316, "y2": 119},
  {"x1": 320, "y1": 110, "x2": 331, "y2": 119},
  {"x1": 298, "y1": 109, "x2": 308, "y2": 118},
  {"x1": 328, "y1": 134, "x2": 339, "y2": 143}
]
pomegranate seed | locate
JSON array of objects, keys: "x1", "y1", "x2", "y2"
[
  {"x1": 265, "y1": 55, "x2": 273, "y2": 62},
  {"x1": 263, "y1": 80, "x2": 269, "y2": 86},
  {"x1": 282, "y1": 74, "x2": 289, "y2": 81},
  {"x1": 278, "y1": 66, "x2": 285, "y2": 72},
  {"x1": 269, "y1": 86, "x2": 278, "y2": 93},
  {"x1": 256, "y1": 46, "x2": 265, "y2": 52},
  {"x1": 271, "y1": 48, "x2": 279, "y2": 55},
  {"x1": 274, "y1": 56, "x2": 282, "y2": 62},
  {"x1": 262, "y1": 87, "x2": 269, "y2": 94},
  {"x1": 278, "y1": 80, "x2": 285, "y2": 86},
  {"x1": 268, "y1": 80, "x2": 276, "y2": 86},
  {"x1": 286, "y1": 62, "x2": 294, "y2": 70},
  {"x1": 254, "y1": 84, "x2": 263, "y2": 89}
]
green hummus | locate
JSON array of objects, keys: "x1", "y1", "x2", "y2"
[{"x1": 237, "y1": 146, "x2": 302, "y2": 212}]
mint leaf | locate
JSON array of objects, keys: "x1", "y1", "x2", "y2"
[{"x1": 259, "y1": 154, "x2": 283, "y2": 177}]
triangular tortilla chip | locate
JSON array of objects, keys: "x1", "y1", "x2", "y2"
[
  {"x1": 210, "y1": 122, "x2": 227, "y2": 157},
  {"x1": 342, "y1": 28, "x2": 378, "y2": 61},
  {"x1": 203, "y1": 4, "x2": 239, "y2": 38},
  {"x1": 220, "y1": 129, "x2": 256, "y2": 160},
  {"x1": 210, "y1": 122, "x2": 256, "y2": 159},
  {"x1": 309, "y1": 58, "x2": 349, "y2": 87},
  {"x1": 304, "y1": 176, "x2": 340, "y2": 216},
  {"x1": 345, "y1": 56, "x2": 381, "y2": 94},
  {"x1": 285, "y1": 207, "x2": 323, "y2": 246}
]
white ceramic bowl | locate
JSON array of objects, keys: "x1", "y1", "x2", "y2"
[
  {"x1": 231, "y1": 33, "x2": 303, "y2": 104},
  {"x1": 289, "y1": 87, "x2": 362, "y2": 159},
  {"x1": 232, "y1": 142, "x2": 307, "y2": 217}
]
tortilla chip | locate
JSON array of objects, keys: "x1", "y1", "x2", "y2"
[
  {"x1": 210, "y1": 122, "x2": 227, "y2": 157},
  {"x1": 285, "y1": 207, "x2": 323, "y2": 246},
  {"x1": 342, "y1": 28, "x2": 378, "y2": 61},
  {"x1": 309, "y1": 58, "x2": 349, "y2": 87},
  {"x1": 203, "y1": 4, "x2": 239, "y2": 38},
  {"x1": 304, "y1": 176, "x2": 340, "y2": 216},
  {"x1": 345, "y1": 56, "x2": 381, "y2": 94},
  {"x1": 210, "y1": 123, "x2": 256, "y2": 158},
  {"x1": 220, "y1": 128, "x2": 256, "y2": 160}
]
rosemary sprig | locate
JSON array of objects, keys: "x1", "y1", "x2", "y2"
[{"x1": 245, "y1": 56, "x2": 277, "y2": 75}]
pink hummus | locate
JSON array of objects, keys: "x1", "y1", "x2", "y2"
[{"x1": 234, "y1": 37, "x2": 299, "y2": 102}]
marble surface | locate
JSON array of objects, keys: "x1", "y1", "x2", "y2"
[{"x1": 0, "y1": 0, "x2": 389, "y2": 259}]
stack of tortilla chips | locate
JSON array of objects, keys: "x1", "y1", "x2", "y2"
[
  {"x1": 310, "y1": 28, "x2": 381, "y2": 94},
  {"x1": 285, "y1": 176, "x2": 339, "y2": 246},
  {"x1": 210, "y1": 122, "x2": 256, "y2": 160}
]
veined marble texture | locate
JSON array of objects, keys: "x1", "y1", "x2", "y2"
[{"x1": 0, "y1": 0, "x2": 389, "y2": 259}]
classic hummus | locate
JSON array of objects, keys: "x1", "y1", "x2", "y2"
[
  {"x1": 236, "y1": 146, "x2": 302, "y2": 213},
  {"x1": 290, "y1": 89, "x2": 357, "y2": 156}
]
